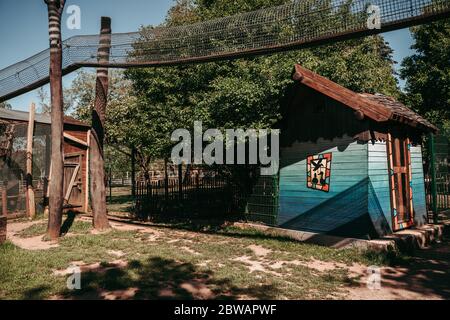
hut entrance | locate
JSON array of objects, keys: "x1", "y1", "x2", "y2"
[
  {"x1": 63, "y1": 154, "x2": 83, "y2": 208},
  {"x1": 387, "y1": 135, "x2": 414, "y2": 231}
]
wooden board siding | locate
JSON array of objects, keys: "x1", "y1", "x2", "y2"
[
  {"x1": 368, "y1": 141, "x2": 393, "y2": 235},
  {"x1": 278, "y1": 137, "x2": 377, "y2": 238},
  {"x1": 410, "y1": 145, "x2": 427, "y2": 226},
  {"x1": 63, "y1": 128, "x2": 88, "y2": 212}
]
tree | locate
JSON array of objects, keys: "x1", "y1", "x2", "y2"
[
  {"x1": 0, "y1": 101, "x2": 11, "y2": 109},
  {"x1": 125, "y1": 0, "x2": 399, "y2": 161},
  {"x1": 44, "y1": 0, "x2": 65, "y2": 240},
  {"x1": 400, "y1": 19, "x2": 450, "y2": 138},
  {"x1": 37, "y1": 86, "x2": 72, "y2": 114}
]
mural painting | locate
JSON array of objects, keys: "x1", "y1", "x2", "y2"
[{"x1": 307, "y1": 153, "x2": 332, "y2": 192}]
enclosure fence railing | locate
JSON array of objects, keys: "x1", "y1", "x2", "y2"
[
  {"x1": 133, "y1": 169, "x2": 279, "y2": 224},
  {"x1": 425, "y1": 133, "x2": 450, "y2": 223},
  {"x1": 1, "y1": 0, "x2": 450, "y2": 101}
]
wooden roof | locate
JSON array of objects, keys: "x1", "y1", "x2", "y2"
[
  {"x1": 0, "y1": 109, "x2": 90, "y2": 128},
  {"x1": 292, "y1": 64, "x2": 438, "y2": 133}
]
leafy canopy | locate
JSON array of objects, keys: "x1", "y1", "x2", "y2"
[{"x1": 400, "y1": 19, "x2": 450, "y2": 138}]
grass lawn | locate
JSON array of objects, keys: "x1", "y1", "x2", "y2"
[
  {"x1": 0, "y1": 216, "x2": 398, "y2": 300},
  {"x1": 107, "y1": 186, "x2": 134, "y2": 215}
]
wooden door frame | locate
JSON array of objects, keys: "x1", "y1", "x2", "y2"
[{"x1": 386, "y1": 133, "x2": 415, "y2": 231}]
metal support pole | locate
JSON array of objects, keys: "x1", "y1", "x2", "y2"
[{"x1": 429, "y1": 133, "x2": 438, "y2": 224}]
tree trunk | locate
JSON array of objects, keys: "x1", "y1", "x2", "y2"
[
  {"x1": 45, "y1": 0, "x2": 65, "y2": 240},
  {"x1": 90, "y1": 17, "x2": 111, "y2": 230}
]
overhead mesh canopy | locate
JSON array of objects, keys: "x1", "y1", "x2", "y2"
[{"x1": 0, "y1": 0, "x2": 449, "y2": 101}]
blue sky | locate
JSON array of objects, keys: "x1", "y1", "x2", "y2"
[{"x1": 0, "y1": 0, "x2": 415, "y2": 112}]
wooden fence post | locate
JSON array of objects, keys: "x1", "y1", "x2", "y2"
[
  {"x1": 26, "y1": 103, "x2": 36, "y2": 219},
  {"x1": 0, "y1": 215, "x2": 6, "y2": 244}
]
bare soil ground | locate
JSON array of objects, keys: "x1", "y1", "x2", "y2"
[{"x1": 2, "y1": 217, "x2": 449, "y2": 300}]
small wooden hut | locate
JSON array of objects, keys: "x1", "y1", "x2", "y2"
[
  {"x1": 247, "y1": 65, "x2": 438, "y2": 239},
  {"x1": 0, "y1": 108, "x2": 90, "y2": 216},
  {"x1": 275, "y1": 65, "x2": 438, "y2": 238}
]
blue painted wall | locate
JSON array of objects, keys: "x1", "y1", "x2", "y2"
[
  {"x1": 368, "y1": 141, "x2": 393, "y2": 235},
  {"x1": 278, "y1": 137, "x2": 379, "y2": 239},
  {"x1": 411, "y1": 145, "x2": 428, "y2": 226},
  {"x1": 274, "y1": 83, "x2": 429, "y2": 239}
]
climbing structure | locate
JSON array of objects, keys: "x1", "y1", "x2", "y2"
[{"x1": 0, "y1": 0, "x2": 449, "y2": 101}]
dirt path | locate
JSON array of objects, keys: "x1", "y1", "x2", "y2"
[
  {"x1": 345, "y1": 238, "x2": 450, "y2": 300},
  {"x1": 5, "y1": 218, "x2": 450, "y2": 300},
  {"x1": 6, "y1": 220, "x2": 59, "y2": 250}
]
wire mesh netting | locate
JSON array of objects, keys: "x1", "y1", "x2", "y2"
[
  {"x1": 0, "y1": 121, "x2": 51, "y2": 216},
  {"x1": 0, "y1": 0, "x2": 449, "y2": 101}
]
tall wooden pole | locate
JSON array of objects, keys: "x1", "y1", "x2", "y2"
[
  {"x1": 26, "y1": 103, "x2": 36, "y2": 219},
  {"x1": 90, "y1": 16, "x2": 111, "y2": 230},
  {"x1": 45, "y1": 0, "x2": 65, "y2": 240}
]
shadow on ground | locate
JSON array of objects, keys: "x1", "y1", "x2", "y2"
[
  {"x1": 379, "y1": 235, "x2": 450, "y2": 299},
  {"x1": 23, "y1": 257, "x2": 279, "y2": 300}
]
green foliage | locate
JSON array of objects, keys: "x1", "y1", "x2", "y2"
[
  {"x1": 0, "y1": 101, "x2": 11, "y2": 109},
  {"x1": 125, "y1": 0, "x2": 399, "y2": 162},
  {"x1": 400, "y1": 19, "x2": 450, "y2": 138},
  {"x1": 68, "y1": 0, "x2": 399, "y2": 175}
]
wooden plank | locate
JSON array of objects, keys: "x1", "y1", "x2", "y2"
[
  {"x1": 26, "y1": 102, "x2": 36, "y2": 219},
  {"x1": 85, "y1": 129, "x2": 90, "y2": 213},
  {"x1": 64, "y1": 132, "x2": 89, "y2": 147},
  {"x1": 0, "y1": 216, "x2": 6, "y2": 243},
  {"x1": 64, "y1": 164, "x2": 80, "y2": 202}
]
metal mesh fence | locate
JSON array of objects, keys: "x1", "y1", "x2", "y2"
[
  {"x1": 0, "y1": 0, "x2": 449, "y2": 101},
  {"x1": 0, "y1": 122, "x2": 51, "y2": 216}
]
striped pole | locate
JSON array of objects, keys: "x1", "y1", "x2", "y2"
[{"x1": 90, "y1": 17, "x2": 112, "y2": 230}]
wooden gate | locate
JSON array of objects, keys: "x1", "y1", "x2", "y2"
[
  {"x1": 387, "y1": 134, "x2": 414, "y2": 231},
  {"x1": 64, "y1": 154, "x2": 83, "y2": 208}
]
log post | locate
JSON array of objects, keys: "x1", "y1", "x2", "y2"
[
  {"x1": 84, "y1": 129, "x2": 90, "y2": 213},
  {"x1": 1, "y1": 168, "x2": 7, "y2": 217},
  {"x1": 26, "y1": 103, "x2": 36, "y2": 219},
  {"x1": 0, "y1": 215, "x2": 6, "y2": 244},
  {"x1": 90, "y1": 17, "x2": 111, "y2": 230},
  {"x1": 45, "y1": 0, "x2": 65, "y2": 240}
]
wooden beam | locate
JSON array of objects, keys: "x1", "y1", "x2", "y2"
[
  {"x1": 85, "y1": 129, "x2": 90, "y2": 213},
  {"x1": 64, "y1": 132, "x2": 88, "y2": 147},
  {"x1": 26, "y1": 102, "x2": 36, "y2": 219},
  {"x1": 64, "y1": 164, "x2": 80, "y2": 202},
  {"x1": 43, "y1": 162, "x2": 52, "y2": 217},
  {"x1": 1, "y1": 172, "x2": 7, "y2": 217}
]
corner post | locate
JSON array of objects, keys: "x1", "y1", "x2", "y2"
[
  {"x1": 26, "y1": 102, "x2": 36, "y2": 219},
  {"x1": 429, "y1": 133, "x2": 438, "y2": 224}
]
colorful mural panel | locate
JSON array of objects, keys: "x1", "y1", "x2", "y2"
[{"x1": 307, "y1": 153, "x2": 332, "y2": 192}]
